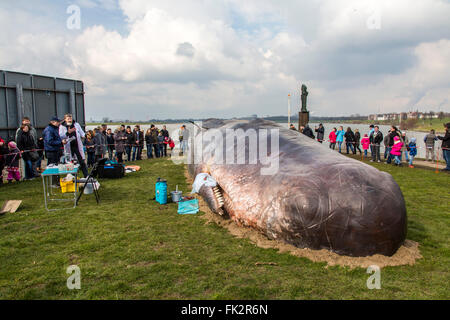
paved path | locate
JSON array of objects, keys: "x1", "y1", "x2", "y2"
[{"x1": 413, "y1": 159, "x2": 445, "y2": 170}]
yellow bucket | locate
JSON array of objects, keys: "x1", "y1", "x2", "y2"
[{"x1": 60, "y1": 179, "x2": 76, "y2": 193}]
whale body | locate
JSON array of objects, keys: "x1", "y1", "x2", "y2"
[{"x1": 188, "y1": 119, "x2": 407, "y2": 257}]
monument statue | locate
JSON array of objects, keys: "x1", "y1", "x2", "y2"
[
  {"x1": 299, "y1": 83, "x2": 310, "y2": 129},
  {"x1": 301, "y1": 84, "x2": 308, "y2": 112}
]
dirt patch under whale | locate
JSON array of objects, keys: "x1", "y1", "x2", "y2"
[{"x1": 185, "y1": 168, "x2": 422, "y2": 269}]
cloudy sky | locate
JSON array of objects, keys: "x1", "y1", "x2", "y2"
[{"x1": 1, "y1": 0, "x2": 449, "y2": 120}]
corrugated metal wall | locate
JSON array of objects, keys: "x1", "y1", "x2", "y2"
[{"x1": 0, "y1": 70, "x2": 85, "y2": 141}]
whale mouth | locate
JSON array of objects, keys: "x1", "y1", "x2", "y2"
[{"x1": 199, "y1": 183, "x2": 228, "y2": 217}]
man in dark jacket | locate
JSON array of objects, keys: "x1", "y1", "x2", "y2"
[
  {"x1": 17, "y1": 124, "x2": 38, "y2": 180},
  {"x1": 93, "y1": 127, "x2": 107, "y2": 162},
  {"x1": 15, "y1": 117, "x2": 37, "y2": 145},
  {"x1": 370, "y1": 126, "x2": 383, "y2": 162},
  {"x1": 43, "y1": 117, "x2": 63, "y2": 166},
  {"x1": 132, "y1": 125, "x2": 144, "y2": 161},
  {"x1": 125, "y1": 126, "x2": 134, "y2": 162},
  {"x1": 437, "y1": 123, "x2": 450, "y2": 171},
  {"x1": 344, "y1": 127, "x2": 356, "y2": 154},
  {"x1": 161, "y1": 125, "x2": 169, "y2": 157},
  {"x1": 106, "y1": 128, "x2": 115, "y2": 160},
  {"x1": 302, "y1": 125, "x2": 315, "y2": 139}
]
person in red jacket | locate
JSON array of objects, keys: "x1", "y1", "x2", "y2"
[
  {"x1": 361, "y1": 134, "x2": 370, "y2": 158},
  {"x1": 328, "y1": 128, "x2": 337, "y2": 150}
]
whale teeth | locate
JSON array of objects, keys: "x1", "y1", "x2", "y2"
[{"x1": 213, "y1": 187, "x2": 224, "y2": 208}]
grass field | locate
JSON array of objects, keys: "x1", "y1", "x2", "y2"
[{"x1": 0, "y1": 157, "x2": 449, "y2": 299}]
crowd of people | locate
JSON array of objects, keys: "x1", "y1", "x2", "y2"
[
  {"x1": 2, "y1": 117, "x2": 449, "y2": 185},
  {"x1": 291, "y1": 122, "x2": 450, "y2": 171},
  {"x1": 0, "y1": 115, "x2": 191, "y2": 185}
]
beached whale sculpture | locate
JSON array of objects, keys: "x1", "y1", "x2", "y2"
[{"x1": 188, "y1": 119, "x2": 407, "y2": 257}]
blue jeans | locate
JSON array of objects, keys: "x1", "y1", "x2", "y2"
[
  {"x1": 346, "y1": 143, "x2": 355, "y2": 154},
  {"x1": 146, "y1": 143, "x2": 153, "y2": 159},
  {"x1": 384, "y1": 147, "x2": 391, "y2": 159},
  {"x1": 409, "y1": 155, "x2": 415, "y2": 166},
  {"x1": 180, "y1": 140, "x2": 188, "y2": 154},
  {"x1": 404, "y1": 150, "x2": 409, "y2": 161},
  {"x1": 394, "y1": 155, "x2": 401, "y2": 165},
  {"x1": 153, "y1": 144, "x2": 161, "y2": 158},
  {"x1": 125, "y1": 146, "x2": 131, "y2": 161},
  {"x1": 337, "y1": 141, "x2": 343, "y2": 153},
  {"x1": 24, "y1": 159, "x2": 34, "y2": 179},
  {"x1": 132, "y1": 146, "x2": 142, "y2": 161},
  {"x1": 443, "y1": 149, "x2": 450, "y2": 170},
  {"x1": 364, "y1": 149, "x2": 368, "y2": 157}
]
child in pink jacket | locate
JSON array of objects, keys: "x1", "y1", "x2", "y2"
[
  {"x1": 390, "y1": 136, "x2": 404, "y2": 166},
  {"x1": 361, "y1": 134, "x2": 370, "y2": 158}
]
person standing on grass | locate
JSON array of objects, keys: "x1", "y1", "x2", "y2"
[
  {"x1": 16, "y1": 118, "x2": 39, "y2": 177},
  {"x1": 106, "y1": 128, "x2": 115, "y2": 161},
  {"x1": 125, "y1": 126, "x2": 133, "y2": 162},
  {"x1": 161, "y1": 125, "x2": 169, "y2": 157},
  {"x1": 145, "y1": 128, "x2": 154, "y2": 159},
  {"x1": 329, "y1": 128, "x2": 337, "y2": 150},
  {"x1": 85, "y1": 131, "x2": 96, "y2": 168},
  {"x1": 16, "y1": 124, "x2": 37, "y2": 180},
  {"x1": 157, "y1": 131, "x2": 165, "y2": 156},
  {"x1": 368, "y1": 125, "x2": 375, "y2": 155},
  {"x1": 43, "y1": 117, "x2": 63, "y2": 166},
  {"x1": 132, "y1": 125, "x2": 144, "y2": 161},
  {"x1": 383, "y1": 133, "x2": 390, "y2": 160},
  {"x1": 354, "y1": 129, "x2": 362, "y2": 155},
  {"x1": 59, "y1": 114, "x2": 89, "y2": 177},
  {"x1": 361, "y1": 134, "x2": 370, "y2": 158},
  {"x1": 336, "y1": 126, "x2": 345, "y2": 153},
  {"x1": 179, "y1": 125, "x2": 190, "y2": 155},
  {"x1": 151, "y1": 125, "x2": 160, "y2": 158},
  {"x1": 315, "y1": 124, "x2": 325, "y2": 143},
  {"x1": 437, "y1": 123, "x2": 450, "y2": 172},
  {"x1": 36, "y1": 137, "x2": 44, "y2": 173},
  {"x1": 390, "y1": 136, "x2": 403, "y2": 166},
  {"x1": 93, "y1": 127, "x2": 107, "y2": 162},
  {"x1": 386, "y1": 126, "x2": 401, "y2": 164},
  {"x1": 370, "y1": 126, "x2": 383, "y2": 163},
  {"x1": 424, "y1": 129, "x2": 438, "y2": 162},
  {"x1": 408, "y1": 138, "x2": 417, "y2": 168},
  {"x1": 114, "y1": 126, "x2": 126, "y2": 164},
  {"x1": 401, "y1": 132, "x2": 409, "y2": 163},
  {"x1": 344, "y1": 127, "x2": 356, "y2": 154}
]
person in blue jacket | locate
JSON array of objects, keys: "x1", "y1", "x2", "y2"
[
  {"x1": 43, "y1": 117, "x2": 63, "y2": 166},
  {"x1": 408, "y1": 138, "x2": 417, "y2": 168},
  {"x1": 336, "y1": 126, "x2": 345, "y2": 153}
]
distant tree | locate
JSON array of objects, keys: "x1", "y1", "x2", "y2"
[
  {"x1": 438, "y1": 112, "x2": 444, "y2": 120},
  {"x1": 102, "y1": 117, "x2": 110, "y2": 123}
]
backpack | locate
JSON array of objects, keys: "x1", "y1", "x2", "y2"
[{"x1": 97, "y1": 162, "x2": 125, "y2": 179}]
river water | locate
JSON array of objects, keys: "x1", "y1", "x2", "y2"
[{"x1": 86, "y1": 122, "x2": 442, "y2": 159}]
